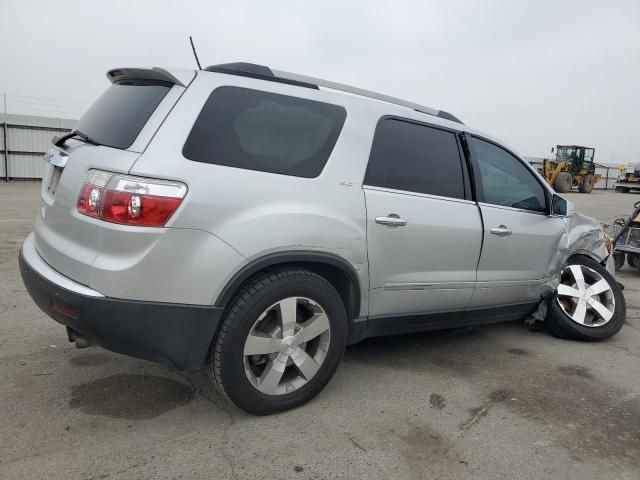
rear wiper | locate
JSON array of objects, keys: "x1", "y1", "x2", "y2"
[{"x1": 53, "y1": 130, "x2": 101, "y2": 148}]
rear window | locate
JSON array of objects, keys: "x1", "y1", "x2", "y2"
[
  {"x1": 182, "y1": 86, "x2": 347, "y2": 178},
  {"x1": 75, "y1": 80, "x2": 171, "y2": 150}
]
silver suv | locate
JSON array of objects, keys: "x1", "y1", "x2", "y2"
[{"x1": 20, "y1": 63, "x2": 625, "y2": 414}]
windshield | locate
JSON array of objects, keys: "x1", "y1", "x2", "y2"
[{"x1": 75, "y1": 80, "x2": 171, "y2": 150}]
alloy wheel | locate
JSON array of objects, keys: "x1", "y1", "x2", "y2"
[
  {"x1": 556, "y1": 264, "x2": 616, "y2": 327},
  {"x1": 243, "y1": 297, "x2": 331, "y2": 395}
]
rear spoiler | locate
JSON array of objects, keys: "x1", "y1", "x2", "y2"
[{"x1": 106, "y1": 67, "x2": 192, "y2": 87}]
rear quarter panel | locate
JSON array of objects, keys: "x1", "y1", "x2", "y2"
[{"x1": 129, "y1": 73, "x2": 379, "y2": 314}]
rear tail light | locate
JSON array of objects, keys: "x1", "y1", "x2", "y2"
[{"x1": 77, "y1": 169, "x2": 187, "y2": 227}]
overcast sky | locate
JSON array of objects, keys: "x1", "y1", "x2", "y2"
[{"x1": 1, "y1": 0, "x2": 638, "y2": 164}]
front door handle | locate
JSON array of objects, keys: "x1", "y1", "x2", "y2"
[
  {"x1": 490, "y1": 225, "x2": 512, "y2": 236},
  {"x1": 375, "y1": 214, "x2": 407, "y2": 227}
]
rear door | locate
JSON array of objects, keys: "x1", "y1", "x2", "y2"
[
  {"x1": 36, "y1": 74, "x2": 188, "y2": 285},
  {"x1": 364, "y1": 118, "x2": 483, "y2": 318},
  {"x1": 466, "y1": 135, "x2": 565, "y2": 308}
]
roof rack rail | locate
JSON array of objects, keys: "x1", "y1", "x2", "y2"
[
  {"x1": 204, "y1": 62, "x2": 463, "y2": 124},
  {"x1": 205, "y1": 63, "x2": 319, "y2": 90}
]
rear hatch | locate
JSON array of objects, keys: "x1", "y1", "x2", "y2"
[{"x1": 35, "y1": 67, "x2": 194, "y2": 285}]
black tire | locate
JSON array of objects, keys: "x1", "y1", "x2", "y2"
[
  {"x1": 554, "y1": 171, "x2": 572, "y2": 193},
  {"x1": 627, "y1": 253, "x2": 640, "y2": 269},
  {"x1": 613, "y1": 252, "x2": 625, "y2": 271},
  {"x1": 209, "y1": 268, "x2": 348, "y2": 415},
  {"x1": 615, "y1": 186, "x2": 630, "y2": 193},
  {"x1": 546, "y1": 255, "x2": 625, "y2": 341},
  {"x1": 578, "y1": 174, "x2": 594, "y2": 193}
]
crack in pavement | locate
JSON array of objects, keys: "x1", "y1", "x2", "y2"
[
  {"x1": 178, "y1": 373, "x2": 239, "y2": 480},
  {"x1": 605, "y1": 342, "x2": 640, "y2": 361}
]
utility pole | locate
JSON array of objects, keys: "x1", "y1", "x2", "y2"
[
  {"x1": 2, "y1": 93, "x2": 8, "y2": 181},
  {"x1": 2, "y1": 93, "x2": 9, "y2": 182}
]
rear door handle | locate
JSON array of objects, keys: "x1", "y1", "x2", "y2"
[
  {"x1": 375, "y1": 214, "x2": 407, "y2": 227},
  {"x1": 490, "y1": 225, "x2": 512, "y2": 236}
]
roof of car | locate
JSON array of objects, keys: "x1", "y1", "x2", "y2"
[{"x1": 204, "y1": 62, "x2": 464, "y2": 125}]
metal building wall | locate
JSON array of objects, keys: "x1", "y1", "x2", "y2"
[{"x1": 1, "y1": 113, "x2": 76, "y2": 180}]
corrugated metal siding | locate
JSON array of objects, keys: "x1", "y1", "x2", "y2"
[
  {"x1": 9, "y1": 127, "x2": 60, "y2": 153},
  {"x1": 7, "y1": 154, "x2": 46, "y2": 178},
  {"x1": 6, "y1": 114, "x2": 76, "y2": 130},
  {"x1": 1, "y1": 113, "x2": 76, "y2": 179}
]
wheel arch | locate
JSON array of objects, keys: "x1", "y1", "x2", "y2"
[
  {"x1": 214, "y1": 251, "x2": 362, "y2": 322},
  {"x1": 565, "y1": 249, "x2": 608, "y2": 266}
]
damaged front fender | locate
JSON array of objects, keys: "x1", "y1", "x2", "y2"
[
  {"x1": 563, "y1": 212, "x2": 610, "y2": 263},
  {"x1": 531, "y1": 211, "x2": 614, "y2": 324},
  {"x1": 542, "y1": 211, "x2": 613, "y2": 296}
]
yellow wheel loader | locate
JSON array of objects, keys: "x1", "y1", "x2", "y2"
[{"x1": 541, "y1": 145, "x2": 601, "y2": 193}]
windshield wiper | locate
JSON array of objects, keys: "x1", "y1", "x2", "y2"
[{"x1": 54, "y1": 130, "x2": 101, "y2": 148}]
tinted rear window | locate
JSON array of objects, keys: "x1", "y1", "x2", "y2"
[
  {"x1": 364, "y1": 118, "x2": 465, "y2": 199},
  {"x1": 75, "y1": 80, "x2": 171, "y2": 150},
  {"x1": 182, "y1": 87, "x2": 347, "y2": 178}
]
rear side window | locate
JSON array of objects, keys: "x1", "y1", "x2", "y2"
[
  {"x1": 75, "y1": 80, "x2": 171, "y2": 150},
  {"x1": 364, "y1": 118, "x2": 465, "y2": 199},
  {"x1": 183, "y1": 87, "x2": 347, "y2": 178}
]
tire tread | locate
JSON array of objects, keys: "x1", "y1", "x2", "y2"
[
  {"x1": 208, "y1": 268, "x2": 346, "y2": 414},
  {"x1": 545, "y1": 255, "x2": 625, "y2": 341}
]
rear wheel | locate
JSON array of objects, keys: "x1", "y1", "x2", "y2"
[
  {"x1": 578, "y1": 174, "x2": 594, "y2": 193},
  {"x1": 209, "y1": 268, "x2": 348, "y2": 415},
  {"x1": 546, "y1": 256, "x2": 625, "y2": 341},
  {"x1": 554, "y1": 171, "x2": 573, "y2": 193}
]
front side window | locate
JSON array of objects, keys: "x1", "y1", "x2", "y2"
[
  {"x1": 183, "y1": 87, "x2": 346, "y2": 178},
  {"x1": 469, "y1": 137, "x2": 547, "y2": 213},
  {"x1": 364, "y1": 119, "x2": 465, "y2": 199}
]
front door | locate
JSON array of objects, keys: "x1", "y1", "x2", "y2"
[
  {"x1": 466, "y1": 135, "x2": 565, "y2": 308},
  {"x1": 364, "y1": 118, "x2": 483, "y2": 318}
]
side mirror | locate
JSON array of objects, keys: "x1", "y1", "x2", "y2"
[
  {"x1": 551, "y1": 147, "x2": 555, "y2": 153},
  {"x1": 551, "y1": 194, "x2": 575, "y2": 217}
]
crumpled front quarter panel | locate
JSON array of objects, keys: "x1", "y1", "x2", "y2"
[
  {"x1": 563, "y1": 213, "x2": 609, "y2": 263},
  {"x1": 542, "y1": 212, "x2": 611, "y2": 294}
]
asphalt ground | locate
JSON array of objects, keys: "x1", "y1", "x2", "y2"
[{"x1": 1, "y1": 182, "x2": 639, "y2": 480}]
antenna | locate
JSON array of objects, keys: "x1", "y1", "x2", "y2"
[{"x1": 189, "y1": 36, "x2": 202, "y2": 70}]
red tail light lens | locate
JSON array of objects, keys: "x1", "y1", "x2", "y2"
[
  {"x1": 77, "y1": 170, "x2": 112, "y2": 218},
  {"x1": 77, "y1": 170, "x2": 187, "y2": 227},
  {"x1": 102, "y1": 190, "x2": 183, "y2": 226}
]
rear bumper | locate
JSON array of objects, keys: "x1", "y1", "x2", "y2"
[{"x1": 19, "y1": 235, "x2": 222, "y2": 372}]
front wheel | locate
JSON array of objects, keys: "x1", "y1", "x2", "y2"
[
  {"x1": 545, "y1": 256, "x2": 625, "y2": 341},
  {"x1": 554, "y1": 171, "x2": 573, "y2": 193},
  {"x1": 209, "y1": 269, "x2": 348, "y2": 415},
  {"x1": 578, "y1": 174, "x2": 594, "y2": 193}
]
